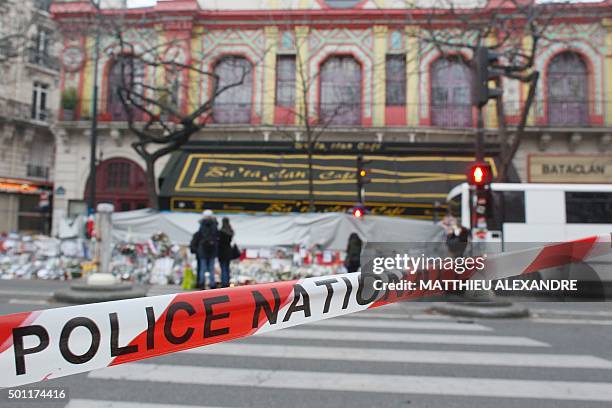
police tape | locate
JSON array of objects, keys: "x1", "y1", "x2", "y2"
[{"x1": 0, "y1": 234, "x2": 609, "y2": 388}]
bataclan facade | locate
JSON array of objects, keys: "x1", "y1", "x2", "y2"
[{"x1": 48, "y1": 0, "x2": 612, "y2": 234}]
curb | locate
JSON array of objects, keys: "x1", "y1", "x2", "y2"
[{"x1": 53, "y1": 287, "x2": 147, "y2": 304}]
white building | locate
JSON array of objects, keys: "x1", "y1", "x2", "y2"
[{"x1": 0, "y1": 0, "x2": 59, "y2": 234}]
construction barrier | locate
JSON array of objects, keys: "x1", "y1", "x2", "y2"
[{"x1": 0, "y1": 235, "x2": 609, "y2": 388}]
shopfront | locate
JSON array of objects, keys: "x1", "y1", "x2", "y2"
[
  {"x1": 0, "y1": 177, "x2": 53, "y2": 234},
  {"x1": 159, "y1": 141, "x2": 510, "y2": 220}
]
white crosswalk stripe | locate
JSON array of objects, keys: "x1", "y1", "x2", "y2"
[
  {"x1": 185, "y1": 342, "x2": 612, "y2": 369},
  {"x1": 530, "y1": 317, "x2": 612, "y2": 326},
  {"x1": 312, "y1": 317, "x2": 493, "y2": 331},
  {"x1": 89, "y1": 363, "x2": 612, "y2": 402},
  {"x1": 65, "y1": 310, "x2": 612, "y2": 406},
  {"x1": 258, "y1": 328, "x2": 549, "y2": 346},
  {"x1": 347, "y1": 312, "x2": 452, "y2": 320}
]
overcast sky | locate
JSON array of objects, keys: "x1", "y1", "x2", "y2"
[{"x1": 127, "y1": 0, "x2": 156, "y2": 7}]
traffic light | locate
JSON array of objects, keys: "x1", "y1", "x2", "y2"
[
  {"x1": 351, "y1": 203, "x2": 367, "y2": 218},
  {"x1": 467, "y1": 161, "x2": 492, "y2": 239},
  {"x1": 473, "y1": 47, "x2": 503, "y2": 108},
  {"x1": 356, "y1": 155, "x2": 371, "y2": 203},
  {"x1": 467, "y1": 162, "x2": 492, "y2": 188}
]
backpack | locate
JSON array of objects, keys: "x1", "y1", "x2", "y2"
[
  {"x1": 189, "y1": 232, "x2": 199, "y2": 254},
  {"x1": 199, "y1": 220, "x2": 218, "y2": 251}
]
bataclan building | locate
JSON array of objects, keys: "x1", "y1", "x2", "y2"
[{"x1": 49, "y1": 0, "x2": 612, "y2": 233}]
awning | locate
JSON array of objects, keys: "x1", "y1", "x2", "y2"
[{"x1": 159, "y1": 141, "x2": 509, "y2": 218}]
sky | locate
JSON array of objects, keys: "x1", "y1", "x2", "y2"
[{"x1": 127, "y1": 0, "x2": 156, "y2": 7}]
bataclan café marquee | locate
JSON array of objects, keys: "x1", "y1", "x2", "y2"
[{"x1": 158, "y1": 141, "x2": 513, "y2": 219}]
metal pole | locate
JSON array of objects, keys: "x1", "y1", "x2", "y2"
[
  {"x1": 476, "y1": 106, "x2": 484, "y2": 162},
  {"x1": 88, "y1": 25, "x2": 100, "y2": 214}
]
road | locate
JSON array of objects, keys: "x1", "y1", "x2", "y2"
[{"x1": 1, "y1": 282, "x2": 612, "y2": 407}]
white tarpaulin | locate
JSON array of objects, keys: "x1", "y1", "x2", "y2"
[{"x1": 111, "y1": 210, "x2": 444, "y2": 251}]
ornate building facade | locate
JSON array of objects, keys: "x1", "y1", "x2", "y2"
[
  {"x1": 49, "y1": 0, "x2": 612, "y2": 233},
  {"x1": 0, "y1": 0, "x2": 59, "y2": 233}
]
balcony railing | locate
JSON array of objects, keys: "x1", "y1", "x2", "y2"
[
  {"x1": 34, "y1": 0, "x2": 52, "y2": 12},
  {"x1": 212, "y1": 103, "x2": 252, "y2": 124},
  {"x1": 0, "y1": 96, "x2": 54, "y2": 124},
  {"x1": 27, "y1": 48, "x2": 60, "y2": 71},
  {"x1": 430, "y1": 105, "x2": 474, "y2": 129},
  {"x1": 61, "y1": 98, "x2": 610, "y2": 129},
  {"x1": 26, "y1": 164, "x2": 50, "y2": 180}
]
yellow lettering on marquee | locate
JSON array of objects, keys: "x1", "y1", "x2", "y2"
[
  {"x1": 204, "y1": 166, "x2": 235, "y2": 178},
  {"x1": 319, "y1": 171, "x2": 353, "y2": 181},
  {"x1": 266, "y1": 203, "x2": 294, "y2": 212}
]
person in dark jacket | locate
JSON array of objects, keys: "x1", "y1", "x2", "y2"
[
  {"x1": 197, "y1": 209, "x2": 218, "y2": 289},
  {"x1": 344, "y1": 233, "x2": 362, "y2": 273},
  {"x1": 189, "y1": 231, "x2": 201, "y2": 287},
  {"x1": 217, "y1": 217, "x2": 234, "y2": 288}
]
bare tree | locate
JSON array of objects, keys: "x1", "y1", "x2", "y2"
[
  {"x1": 265, "y1": 32, "x2": 364, "y2": 211},
  {"x1": 74, "y1": 1, "x2": 260, "y2": 209},
  {"x1": 406, "y1": 0, "x2": 574, "y2": 181}
]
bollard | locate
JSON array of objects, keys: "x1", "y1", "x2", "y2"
[{"x1": 87, "y1": 203, "x2": 118, "y2": 285}]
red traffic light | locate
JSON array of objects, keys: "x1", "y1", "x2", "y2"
[
  {"x1": 351, "y1": 204, "x2": 367, "y2": 218},
  {"x1": 473, "y1": 166, "x2": 485, "y2": 184},
  {"x1": 467, "y1": 162, "x2": 492, "y2": 186}
]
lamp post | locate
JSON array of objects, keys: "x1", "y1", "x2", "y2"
[{"x1": 88, "y1": 6, "x2": 101, "y2": 214}]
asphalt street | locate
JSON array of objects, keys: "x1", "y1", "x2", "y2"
[{"x1": 1, "y1": 281, "x2": 612, "y2": 408}]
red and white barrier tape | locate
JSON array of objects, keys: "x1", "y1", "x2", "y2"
[{"x1": 0, "y1": 234, "x2": 609, "y2": 388}]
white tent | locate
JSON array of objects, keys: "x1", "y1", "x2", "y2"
[{"x1": 111, "y1": 210, "x2": 444, "y2": 251}]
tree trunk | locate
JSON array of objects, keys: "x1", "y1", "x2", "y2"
[
  {"x1": 143, "y1": 156, "x2": 159, "y2": 210},
  {"x1": 307, "y1": 138, "x2": 315, "y2": 212},
  {"x1": 498, "y1": 73, "x2": 539, "y2": 182},
  {"x1": 494, "y1": 78, "x2": 509, "y2": 182}
]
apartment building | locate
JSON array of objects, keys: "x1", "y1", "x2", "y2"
[{"x1": 0, "y1": 0, "x2": 59, "y2": 233}]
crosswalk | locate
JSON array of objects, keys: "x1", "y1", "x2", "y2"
[{"x1": 60, "y1": 304, "x2": 612, "y2": 407}]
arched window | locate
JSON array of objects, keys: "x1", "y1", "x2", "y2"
[
  {"x1": 320, "y1": 56, "x2": 362, "y2": 126},
  {"x1": 85, "y1": 158, "x2": 149, "y2": 211},
  {"x1": 430, "y1": 57, "x2": 472, "y2": 128},
  {"x1": 547, "y1": 52, "x2": 588, "y2": 126},
  {"x1": 107, "y1": 57, "x2": 144, "y2": 121},
  {"x1": 213, "y1": 56, "x2": 253, "y2": 124}
]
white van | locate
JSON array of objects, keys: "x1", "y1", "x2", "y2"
[
  {"x1": 447, "y1": 183, "x2": 612, "y2": 293},
  {"x1": 446, "y1": 182, "x2": 612, "y2": 243}
]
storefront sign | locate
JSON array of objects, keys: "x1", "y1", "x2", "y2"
[
  {"x1": 159, "y1": 142, "x2": 505, "y2": 219},
  {"x1": 529, "y1": 155, "x2": 612, "y2": 183},
  {"x1": 0, "y1": 180, "x2": 41, "y2": 194}
]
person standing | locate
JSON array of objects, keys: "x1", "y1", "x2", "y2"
[
  {"x1": 344, "y1": 233, "x2": 363, "y2": 273},
  {"x1": 217, "y1": 217, "x2": 234, "y2": 288},
  {"x1": 189, "y1": 230, "x2": 201, "y2": 289},
  {"x1": 197, "y1": 209, "x2": 218, "y2": 289}
]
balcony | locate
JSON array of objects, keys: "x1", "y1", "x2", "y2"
[
  {"x1": 0, "y1": 96, "x2": 54, "y2": 125},
  {"x1": 212, "y1": 103, "x2": 252, "y2": 124},
  {"x1": 26, "y1": 164, "x2": 50, "y2": 180},
  {"x1": 26, "y1": 49, "x2": 60, "y2": 71},
  {"x1": 34, "y1": 0, "x2": 52, "y2": 12},
  {"x1": 58, "y1": 98, "x2": 610, "y2": 131}
]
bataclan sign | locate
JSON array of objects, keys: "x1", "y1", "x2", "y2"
[{"x1": 528, "y1": 155, "x2": 612, "y2": 183}]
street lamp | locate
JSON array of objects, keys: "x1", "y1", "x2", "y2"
[{"x1": 88, "y1": 2, "x2": 101, "y2": 214}]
